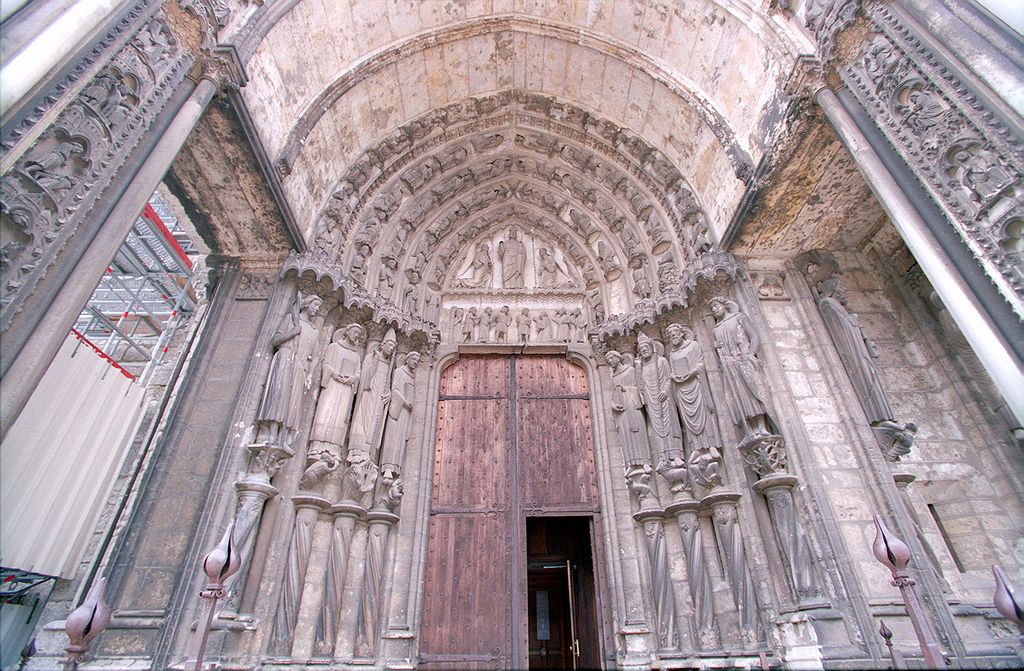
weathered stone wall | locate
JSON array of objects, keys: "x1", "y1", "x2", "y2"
[
  {"x1": 89, "y1": 267, "x2": 273, "y2": 664},
  {"x1": 751, "y1": 242, "x2": 1024, "y2": 659}
]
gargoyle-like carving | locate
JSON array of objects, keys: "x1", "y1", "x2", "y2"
[{"x1": 299, "y1": 449, "x2": 341, "y2": 490}]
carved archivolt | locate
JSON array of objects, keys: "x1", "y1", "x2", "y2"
[
  {"x1": 0, "y1": 7, "x2": 189, "y2": 330},
  {"x1": 294, "y1": 90, "x2": 730, "y2": 345},
  {"x1": 841, "y1": 5, "x2": 1024, "y2": 316}
]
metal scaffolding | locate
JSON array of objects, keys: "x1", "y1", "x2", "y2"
[{"x1": 72, "y1": 191, "x2": 198, "y2": 384}]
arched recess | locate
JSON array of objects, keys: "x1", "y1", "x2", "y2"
[
  {"x1": 238, "y1": 7, "x2": 807, "y2": 234},
  {"x1": 286, "y1": 90, "x2": 742, "y2": 348}
]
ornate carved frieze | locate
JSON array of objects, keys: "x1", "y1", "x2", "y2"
[
  {"x1": 0, "y1": 8, "x2": 190, "y2": 330},
  {"x1": 310, "y1": 89, "x2": 715, "y2": 268},
  {"x1": 596, "y1": 251, "x2": 741, "y2": 340},
  {"x1": 0, "y1": 1, "x2": 164, "y2": 158},
  {"x1": 841, "y1": 4, "x2": 1024, "y2": 314},
  {"x1": 236, "y1": 271, "x2": 275, "y2": 300}
]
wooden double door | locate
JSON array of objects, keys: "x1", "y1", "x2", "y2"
[{"x1": 420, "y1": 355, "x2": 604, "y2": 669}]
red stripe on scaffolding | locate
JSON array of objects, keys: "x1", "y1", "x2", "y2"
[
  {"x1": 70, "y1": 328, "x2": 137, "y2": 381},
  {"x1": 142, "y1": 203, "x2": 193, "y2": 269}
]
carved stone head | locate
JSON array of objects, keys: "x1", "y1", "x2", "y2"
[
  {"x1": 381, "y1": 328, "x2": 398, "y2": 356},
  {"x1": 709, "y1": 295, "x2": 736, "y2": 320},
  {"x1": 636, "y1": 332, "x2": 655, "y2": 359},
  {"x1": 406, "y1": 351, "x2": 422, "y2": 370},
  {"x1": 605, "y1": 350, "x2": 623, "y2": 369},
  {"x1": 299, "y1": 294, "x2": 323, "y2": 317},
  {"x1": 337, "y1": 323, "x2": 365, "y2": 346}
]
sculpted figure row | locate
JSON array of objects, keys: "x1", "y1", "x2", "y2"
[
  {"x1": 608, "y1": 296, "x2": 780, "y2": 500},
  {"x1": 450, "y1": 305, "x2": 589, "y2": 344},
  {"x1": 253, "y1": 294, "x2": 422, "y2": 494}
]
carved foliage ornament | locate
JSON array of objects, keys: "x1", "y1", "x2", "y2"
[
  {"x1": 0, "y1": 9, "x2": 189, "y2": 330},
  {"x1": 802, "y1": 0, "x2": 862, "y2": 64}
]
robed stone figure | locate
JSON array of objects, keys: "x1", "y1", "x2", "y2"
[
  {"x1": 310, "y1": 324, "x2": 365, "y2": 447},
  {"x1": 816, "y1": 277, "x2": 896, "y2": 424},
  {"x1": 256, "y1": 293, "x2": 323, "y2": 446},
  {"x1": 348, "y1": 329, "x2": 397, "y2": 459},
  {"x1": 636, "y1": 332, "x2": 683, "y2": 463},
  {"x1": 666, "y1": 323, "x2": 718, "y2": 452},
  {"x1": 710, "y1": 296, "x2": 772, "y2": 438},
  {"x1": 607, "y1": 350, "x2": 650, "y2": 470},
  {"x1": 380, "y1": 351, "x2": 421, "y2": 480},
  {"x1": 498, "y1": 228, "x2": 526, "y2": 288}
]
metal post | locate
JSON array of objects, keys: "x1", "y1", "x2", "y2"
[
  {"x1": 63, "y1": 577, "x2": 111, "y2": 670},
  {"x1": 992, "y1": 564, "x2": 1024, "y2": 650},
  {"x1": 878, "y1": 619, "x2": 907, "y2": 670},
  {"x1": 872, "y1": 515, "x2": 947, "y2": 667},
  {"x1": 184, "y1": 524, "x2": 240, "y2": 671}
]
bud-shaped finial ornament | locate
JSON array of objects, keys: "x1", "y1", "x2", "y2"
[
  {"x1": 992, "y1": 564, "x2": 1023, "y2": 630},
  {"x1": 202, "y1": 523, "x2": 241, "y2": 585},
  {"x1": 872, "y1": 515, "x2": 911, "y2": 573},
  {"x1": 65, "y1": 577, "x2": 111, "y2": 658}
]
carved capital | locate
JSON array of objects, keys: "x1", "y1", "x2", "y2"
[
  {"x1": 244, "y1": 442, "x2": 294, "y2": 483},
  {"x1": 738, "y1": 434, "x2": 789, "y2": 478}
]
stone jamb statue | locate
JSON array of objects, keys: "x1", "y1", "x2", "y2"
[
  {"x1": 310, "y1": 323, "x2": 365, "y2": 448},
  {"x1": 607, "y1": 349, "x2": 659, "y2": 511},
  {"x1": 665, "y1": 323, "x2": 722, "y2": 489},
  {"x1": 380, "y1": 350, "x2": 421, "y2": 481},
  {"x1": 347, "y1": 328, "x2": 398, "y2": 462},
  {"x1": 635, "y1": 333, "x2": 686, "y2": 493},
  {"x1": 255, "y1": 293, "x2": 323, "y2": 447},
  {"x1": 709, "y1": 296, "x2": 773, "y2": 440},
  {"x1": 814, "y1": 274, "x2": 917, "y2": 460}
]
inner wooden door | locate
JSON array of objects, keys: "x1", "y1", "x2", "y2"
[{"x1": 419, "y1": 355, "x2": 600, "y2": 669}]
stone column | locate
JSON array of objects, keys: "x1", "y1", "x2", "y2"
[
  {"x1": 703, "y1": 491, "x2": 762, "y2": 649},
  {"x1": 740, "y1": 437, "x2": 822, "y2": 605},
  {"x1": 892, "y1": 472, "x2": 949, "y2": 591},
  {"x1": 267, "y1": 494, "x2": 326, "y2": 656},
  {"x1": 665, "y1": 498, "x2": 720, "y2": 650},
  {"x1": 333, "y1": 517, "x2": 370, "y2": 658},
  {"x1": 634, "y1": 509, "x2": 680, "y2": 653},
  {"x1": 354, "y1": 508, "x2": 400, "y2": 659},
  {"x1": 313, "y1": 502, "x2": 361, "y2": 657},
  {"x1": 220, "y1": 474, "x2": 282, "y2": 615}
]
